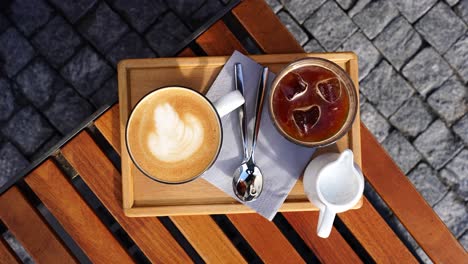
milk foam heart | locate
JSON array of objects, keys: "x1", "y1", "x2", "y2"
[{"x1": 148, "y1": 103, "x2": 204, "y2": 163}]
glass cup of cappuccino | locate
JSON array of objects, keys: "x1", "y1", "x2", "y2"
[{"x1": 126, "y1": 86, "x2": 244, "y2": 184}]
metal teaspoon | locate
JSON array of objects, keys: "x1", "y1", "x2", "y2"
[{"x1": 233, "y1": 64, "x2": 269, "y2": 202}]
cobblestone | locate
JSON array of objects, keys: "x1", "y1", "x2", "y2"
[
  {"x1": 348, "y1": 0, "x2": 371, "y2": 17},
  {"x1": 281, "y1": 0, "x2": 326, "y2": 24},
  {"x1": 146, "y1": 12, "x2": 191, "y2": 57},
  {"x1": 265, "y1": 0, "x2": 282, "y2": 13},
  {"x1": 455, "y1": 0, "x2": 468, "y2": 24},
  {"x1": 15, "y1": 58, "x2": 64, "y2": 109},
  {"x1": 428, "y1": 77, "x2": 467, "y2": 124},
  {"x1": 60, "y1": 46, "x2": 113, "y2": 97},
  {"x1": 106, "y1": 32, "x2": 156, "y2": 66},
  {"x1": 402, "y1": 48, "x2": 453, "y2": 97},
  {"x1": 434, "y1": 192, "x2": 468, "y2": 236},
  {"x1": 111, "y1": 0, "x2": 167, "y2": 33},
  {"x1": 414, "y1": 120, "x2": 463, "y2": 169},
  {"x1": 32, "y1": 16, "x2": 82, "y2": 69},
  {"x1": 340, "y1": 32, "x2": 381, "y2": 80},
  {"x1": 389, "y1": 96, "x2": 434, "y2": 138},
  {"x1": 360, "y1": 61, "x2": 414, "y2": 117},
  {"x1": 0, "y1": 142, "x2": 29, "y2": 187},
  {"x1": 383, "y1": 131, "x2": 422, "y2": 174},
  {"x1": 48, "y1": 0, "x2": 97, "y2": 23},
  {"x1": 0, "y1": 14, "x2": 10, "y2": 34},
  {"x1": 4, "y1": 0, "x2": 53, "y2": 36},
  {"x1": 441, "y1": 168, "x2": 468, "y2": 202},
  {"x1": 0, "y1": 28, "x2": 35, "y2": 77},
  {"x1": 415, "y1": 2, "x2": 467, "y2": 53},
  {"x1": 78, "y1": 2, "x2": 129, "y2": 52},
  {"x1": 165, "y1": 0, "x2": 205, "y2": 19},
  {"x1": 445, "y1": 149, "x2": 468, "y2": 200},
  {"x1": 44, "y1": 87, "x2": 93, "y2": 134},
  {"x1": 352, "y1": 0, "x2": 399, "y2": 39},
  {"x1": 444, "y1": 34, "x2": 468, "y2": 83},
  {"x1": 187, "y1": 0, "x2": 224, "y2": 30},
  {"x1": 408, "y1": 163, "x2": 448, "y2": 205},
  {"x1": 304, "y1": 1, "x2": 357, "y2": 51},
  {"x1": 360, "y1": 102, "x2": 390, "y2": 142},
  {"x1": 392, "y1": 0, "x2": 437, "y2": 23},
  {"x1": 447, "y1": 0, "x2": 461, "y2": 7},
  {"x1": 453, "y1": 114, "x2": 468, "y2": 144},
  {"x1": 373, "y1": 16, "x2": 422, "y2": 70},
  {"x1": 0, "y1": 78, "x2": 17, "y2": 121},
  {"x1": 335, "y1": 0, "x2": 354, "y2": 10},
  {"x1": 90, "y1": 77, "x2": 117, "y2": 108},
  {"x1": 1, "y1": 107, "x2": 55, "y2": 156},
  {"x1": 303, "y1": 39, "x2": 324, "y2": 52},
  {"x1": 278, "y1": 11, "x2": 308, "y2": 46}
]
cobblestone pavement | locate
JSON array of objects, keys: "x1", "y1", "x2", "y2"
[
  {"x1": 0, "y1": 0, "x2": 232, "y2": 185},
  {"x1": 269, "y1": 0, "x2": 468, "y2": 257}
]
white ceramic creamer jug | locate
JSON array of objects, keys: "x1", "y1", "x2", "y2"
[{"x1": 303, "y1": 149, "x2": 364, "y2": 238}]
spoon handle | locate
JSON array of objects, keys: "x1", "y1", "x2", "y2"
[
  {"x1": 234, "y1": 63, "x2": 249, "y2": 161},
  {"x1": 251, "y1": 67, "x2": 269, "y2": 161}
]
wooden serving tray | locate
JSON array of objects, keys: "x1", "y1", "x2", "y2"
[{"x1": 118, "y1": 53, "x2": 362, "y2": 217}]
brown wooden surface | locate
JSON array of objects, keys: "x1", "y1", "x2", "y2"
[
  {"x1": 0, "y1": 187, "x2": 76, "y2": 263},
  {"x1": 60, "y1": 132, "x2": 192, "y2": 263},
  {"x1": 0, "y1": 238, "x2": 20, "y2": 264},
  {"x1": 172, "y1": 216, "x2": 246, "y2": 263},
  {"x1": 360, "y1": 124, "x2": 468, "y2": 262},
  {"x1": 25, "y1": 160, "x2": 134, "y2": 263},
  {"x1": 339, "y1": 199, "x2": 417, "y2": 263},
  {"x1": 195, "y1": 24, "x2": 357, "y2": 264},
  {"x1": 283, "y1": 212, "x2": 362, "y2": 263},
  {"x1": 228, "y1": 214, "x2": 304, "y2": 263},
  {"x1": 195, "y1": 20, "x2": 248, "y2": 55}
]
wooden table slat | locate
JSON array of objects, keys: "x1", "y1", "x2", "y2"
[
  {"x1": 0, "y1": 237, "x2": 20, "y2": 264},
  {"x1": 61, "y1": 132, "x2": 192, "y2": 263},
  {"x1": 228, "y1": 214, "x2": 305, "y2": 264},
  {"x1": 360, "y1": 124, "x2": 467, "y2": 262},
  {"x1": 25, "y1": 160, "x2": 134, "y2": 263},
  {"x1": 0, "y1": 187, "x2": 76, "y2": 263},
  {"x1": 283, "y1": 212, "x2": 362, "y2": 263},
  {"x1": 172, "y1": 216, "x2": 246, "y2": 263},
  {"x1": 195, "y1": 20, "x2": 248, "y2": 55},
  {"x1": 339, "y1": 199, "x2": 417, "y2": 263}
]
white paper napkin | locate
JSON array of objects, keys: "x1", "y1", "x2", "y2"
[{"x1": 202, "y1": 51, "x2": 316, "y2": 220}]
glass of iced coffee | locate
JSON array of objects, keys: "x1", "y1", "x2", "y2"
[{"x1": 269, "y1": 58, "x2": 358, "y2": 147}]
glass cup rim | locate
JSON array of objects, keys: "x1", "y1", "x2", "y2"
[
  {"x1": 125, "y1": 86, "x2": 223, "y2": 184},
  {"x1": 268, "y1": 57, "x2": 358, "y2": 148}
]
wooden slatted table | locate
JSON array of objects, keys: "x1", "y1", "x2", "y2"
[{"x1": 0, "y1": 1, "x2": 466, "y2": 263}]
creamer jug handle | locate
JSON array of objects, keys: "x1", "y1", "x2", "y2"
[{"x1": 317, "y1": 206, "x2": 336, "y2": 238}]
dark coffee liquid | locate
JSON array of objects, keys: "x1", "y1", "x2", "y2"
[{"x1": 272, "y1": 66, "x2": 350, "y2": 142}]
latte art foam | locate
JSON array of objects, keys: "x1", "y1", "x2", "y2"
[
  {"x1": 126, "y1": 87, "x2": 222, "y2": 183},
  {"x1": 148, "y1": 103, "x2": 204, "y2": 162}
]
